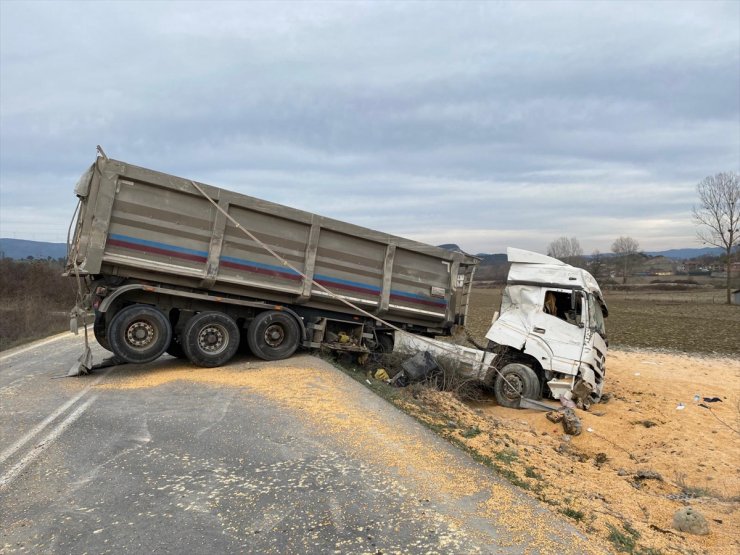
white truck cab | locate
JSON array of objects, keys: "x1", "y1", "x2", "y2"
[
  {"x1": 395, "y1": 248, "x2": 609, "y2": 408},
  {"x1": 485, "y1": 248, "x2": 608, "y2": 407}
]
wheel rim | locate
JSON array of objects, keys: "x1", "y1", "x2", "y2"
[
  {"x1": 502, "y1": 373, "x2": 524, "y2": 401},
  {"x1": 197, "y1": 324, "x2": 229, "y2": 355},
  {"x1": 263, "y1": 324, "x2": 285, "y2": 348},
  {"x1": 126, "y1": 320, "x2": 157, "y2": 349}
]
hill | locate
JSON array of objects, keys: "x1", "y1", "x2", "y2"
[
  {"x1": 643, "y1": 247, "x2": 724, "y2": 259},
  {"x1": 0, "y1": 238, "x2": 67, "y2": 260}
]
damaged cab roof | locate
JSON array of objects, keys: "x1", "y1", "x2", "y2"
[{"x1": 506, "y1": 248, "x2": 608, "y2": 315}]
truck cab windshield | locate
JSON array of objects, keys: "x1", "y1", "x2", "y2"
[{"x1": 588, "y1": 294, "x2": 606, "y2": 337}]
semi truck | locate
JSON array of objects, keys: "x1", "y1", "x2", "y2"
[
  {"x1": 66, "y1": 150, "x2": 478, "y2": 366},
  {"x1": 396, "y1": 248, "x2": 609, "y2": 407},
  {"x1": 65, "y1": 149, "x2": 608, "y2": 407}
]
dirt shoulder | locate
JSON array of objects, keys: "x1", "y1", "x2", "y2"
[{"x1": 390, "y1": 349, "x2": 739, "y2": 555}]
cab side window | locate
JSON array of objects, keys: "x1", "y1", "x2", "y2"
[{"x1": 543, "y1": 290, "x2": 581, "y2": 326}]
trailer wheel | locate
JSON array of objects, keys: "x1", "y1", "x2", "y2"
[
  {"x1": 93, "y1": 311, "x2": 112, "y2": 352},
  {"x1": 247, "y1": 310, "x2": 300, "y2": 361},
  {"x1": 493, "y1": 363, "x2": 540, "y2": 408},
  {"x1": 182, "y1": 312, "x2": 240, "y2": 368},
  {"x1": 108, "y1": 305, "x2": 172, "y2": 364}
]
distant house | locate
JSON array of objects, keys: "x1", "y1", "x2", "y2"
[
  {"x1": 641, "y1": 256, "x2": 675, "y2": 276},
  {"x1": 677, "y1": 261, "x2": 711, "y2": 276},
  {"x1": 711, "y1": 262, "x2": 740, "y2": 279},
  {"x1": 733, "y1": 290, "x2": 740, "y2": 306},
  {"x1": 678, "y1": 258, "x2": 739, "y2": 277}
]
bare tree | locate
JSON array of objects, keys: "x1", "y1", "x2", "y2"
[
  {"x1": 588, "y1": 249, "x2": 606, "y2": 279},
  {"x1": 611, "y1": 236, "x2": 640, "y2": 284},
  {"x1": 547, "y1": 236, "x2": 584, "y2": 266},
  {"x1": 692, "y1": 172, "x2": 739, "y2": 304}
]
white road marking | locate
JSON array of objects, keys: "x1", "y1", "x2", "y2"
[
  {"x1": 0, "y1": 331, "x2": 75, "y2": 362},
  {"x1": 0, "y1": 369, "x2": 110, "y2": 465},
  {"x1": 0, "y1": 396, "x2": 97, "y2": 490}
]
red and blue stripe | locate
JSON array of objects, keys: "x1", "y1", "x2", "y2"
[
  {"x1": 107, "y1": 234, "x2": 208, "y2": 263},
  {"x1": 107, "y1": 233, "x2": 446, "y2": 309}
]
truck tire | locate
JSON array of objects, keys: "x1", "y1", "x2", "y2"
[
  {"x1": 376, "y1": 332, "x2": 394, "y2": 353},
  {"x1": 108, "y1": 304, "x2": 172, "y2": 364},
  {"x1": 93, "y1": 311, "x2": 112, "y2": 352},
  {"x1": 493, "y1": 363, "x2": 540, "y2": 409},
  {"x1": 182, "y1": 312, "x2": 240, "y2": 368},
  {"x1": 247, "y1": 310, "x2": 300, "y2": 361}
]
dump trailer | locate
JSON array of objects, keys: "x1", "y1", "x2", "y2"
[{"x1": 66, "y1": 150, "x2": 478, "y2": 369}]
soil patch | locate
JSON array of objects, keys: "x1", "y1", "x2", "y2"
[{"x1": 396, "y1": 350, "x2": 739, "y2": 555}]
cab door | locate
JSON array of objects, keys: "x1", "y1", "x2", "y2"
[{"x1": 529, "y1": 288, "x2": 587, "y2": 374}]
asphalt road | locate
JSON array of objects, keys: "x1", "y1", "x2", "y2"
[{"x1": 1, "y1": 333, "x2": 595, "y2": 554}]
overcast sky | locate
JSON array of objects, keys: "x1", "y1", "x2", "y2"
[{"x1": 1, "y1": 1, "x2": 738, "y2": 254}]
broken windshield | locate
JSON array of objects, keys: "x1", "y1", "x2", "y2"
[{"x1": 588, "y1": 294, "x2": 606, "y2": 337}]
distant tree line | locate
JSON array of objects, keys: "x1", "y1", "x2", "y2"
[
  {"x1": 540, "y1": 171, "x2": 738, "y2": 304},
  {"x1": 472, "y1": 170, "x2": 739, "y2": 302},
  {"x1": 544, "y1": 235, "x2": 641, "y2": 283}
]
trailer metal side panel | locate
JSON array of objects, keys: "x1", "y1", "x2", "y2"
[
  {"x1": 313, "y1": 229, "x2": 385, "y2": 308},
  {"x1": 390, "y1": 248, "x2": 449, "y2": 317},
  {"x1": 220, "y1": 205, "x2": 309, "y2": 293},
  {"x1": 69, "y1": 157, "x2": 479, "y2": 330}
]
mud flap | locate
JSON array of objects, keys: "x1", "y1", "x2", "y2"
[
  {"x1": 67, "y1": 345, "x2": 93, "y2": 377},
  {"x1": 67, "y1": 310, "x2": 93, "y2": 376}
]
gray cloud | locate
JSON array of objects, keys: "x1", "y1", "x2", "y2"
[{"x1": 1, "y1": 1, "x2": 738, "y2": 253}]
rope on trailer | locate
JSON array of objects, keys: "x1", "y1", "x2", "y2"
[
  {"x1": 66, "y1": 199, "x2": 81, "y2": 262},
  {"x1": 189, "y1": 180, "x2": 518, "y2": 392}
]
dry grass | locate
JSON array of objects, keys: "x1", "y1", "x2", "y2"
[{"x1": 0, "y1": 259, "x2": 77, "y2": 351}]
